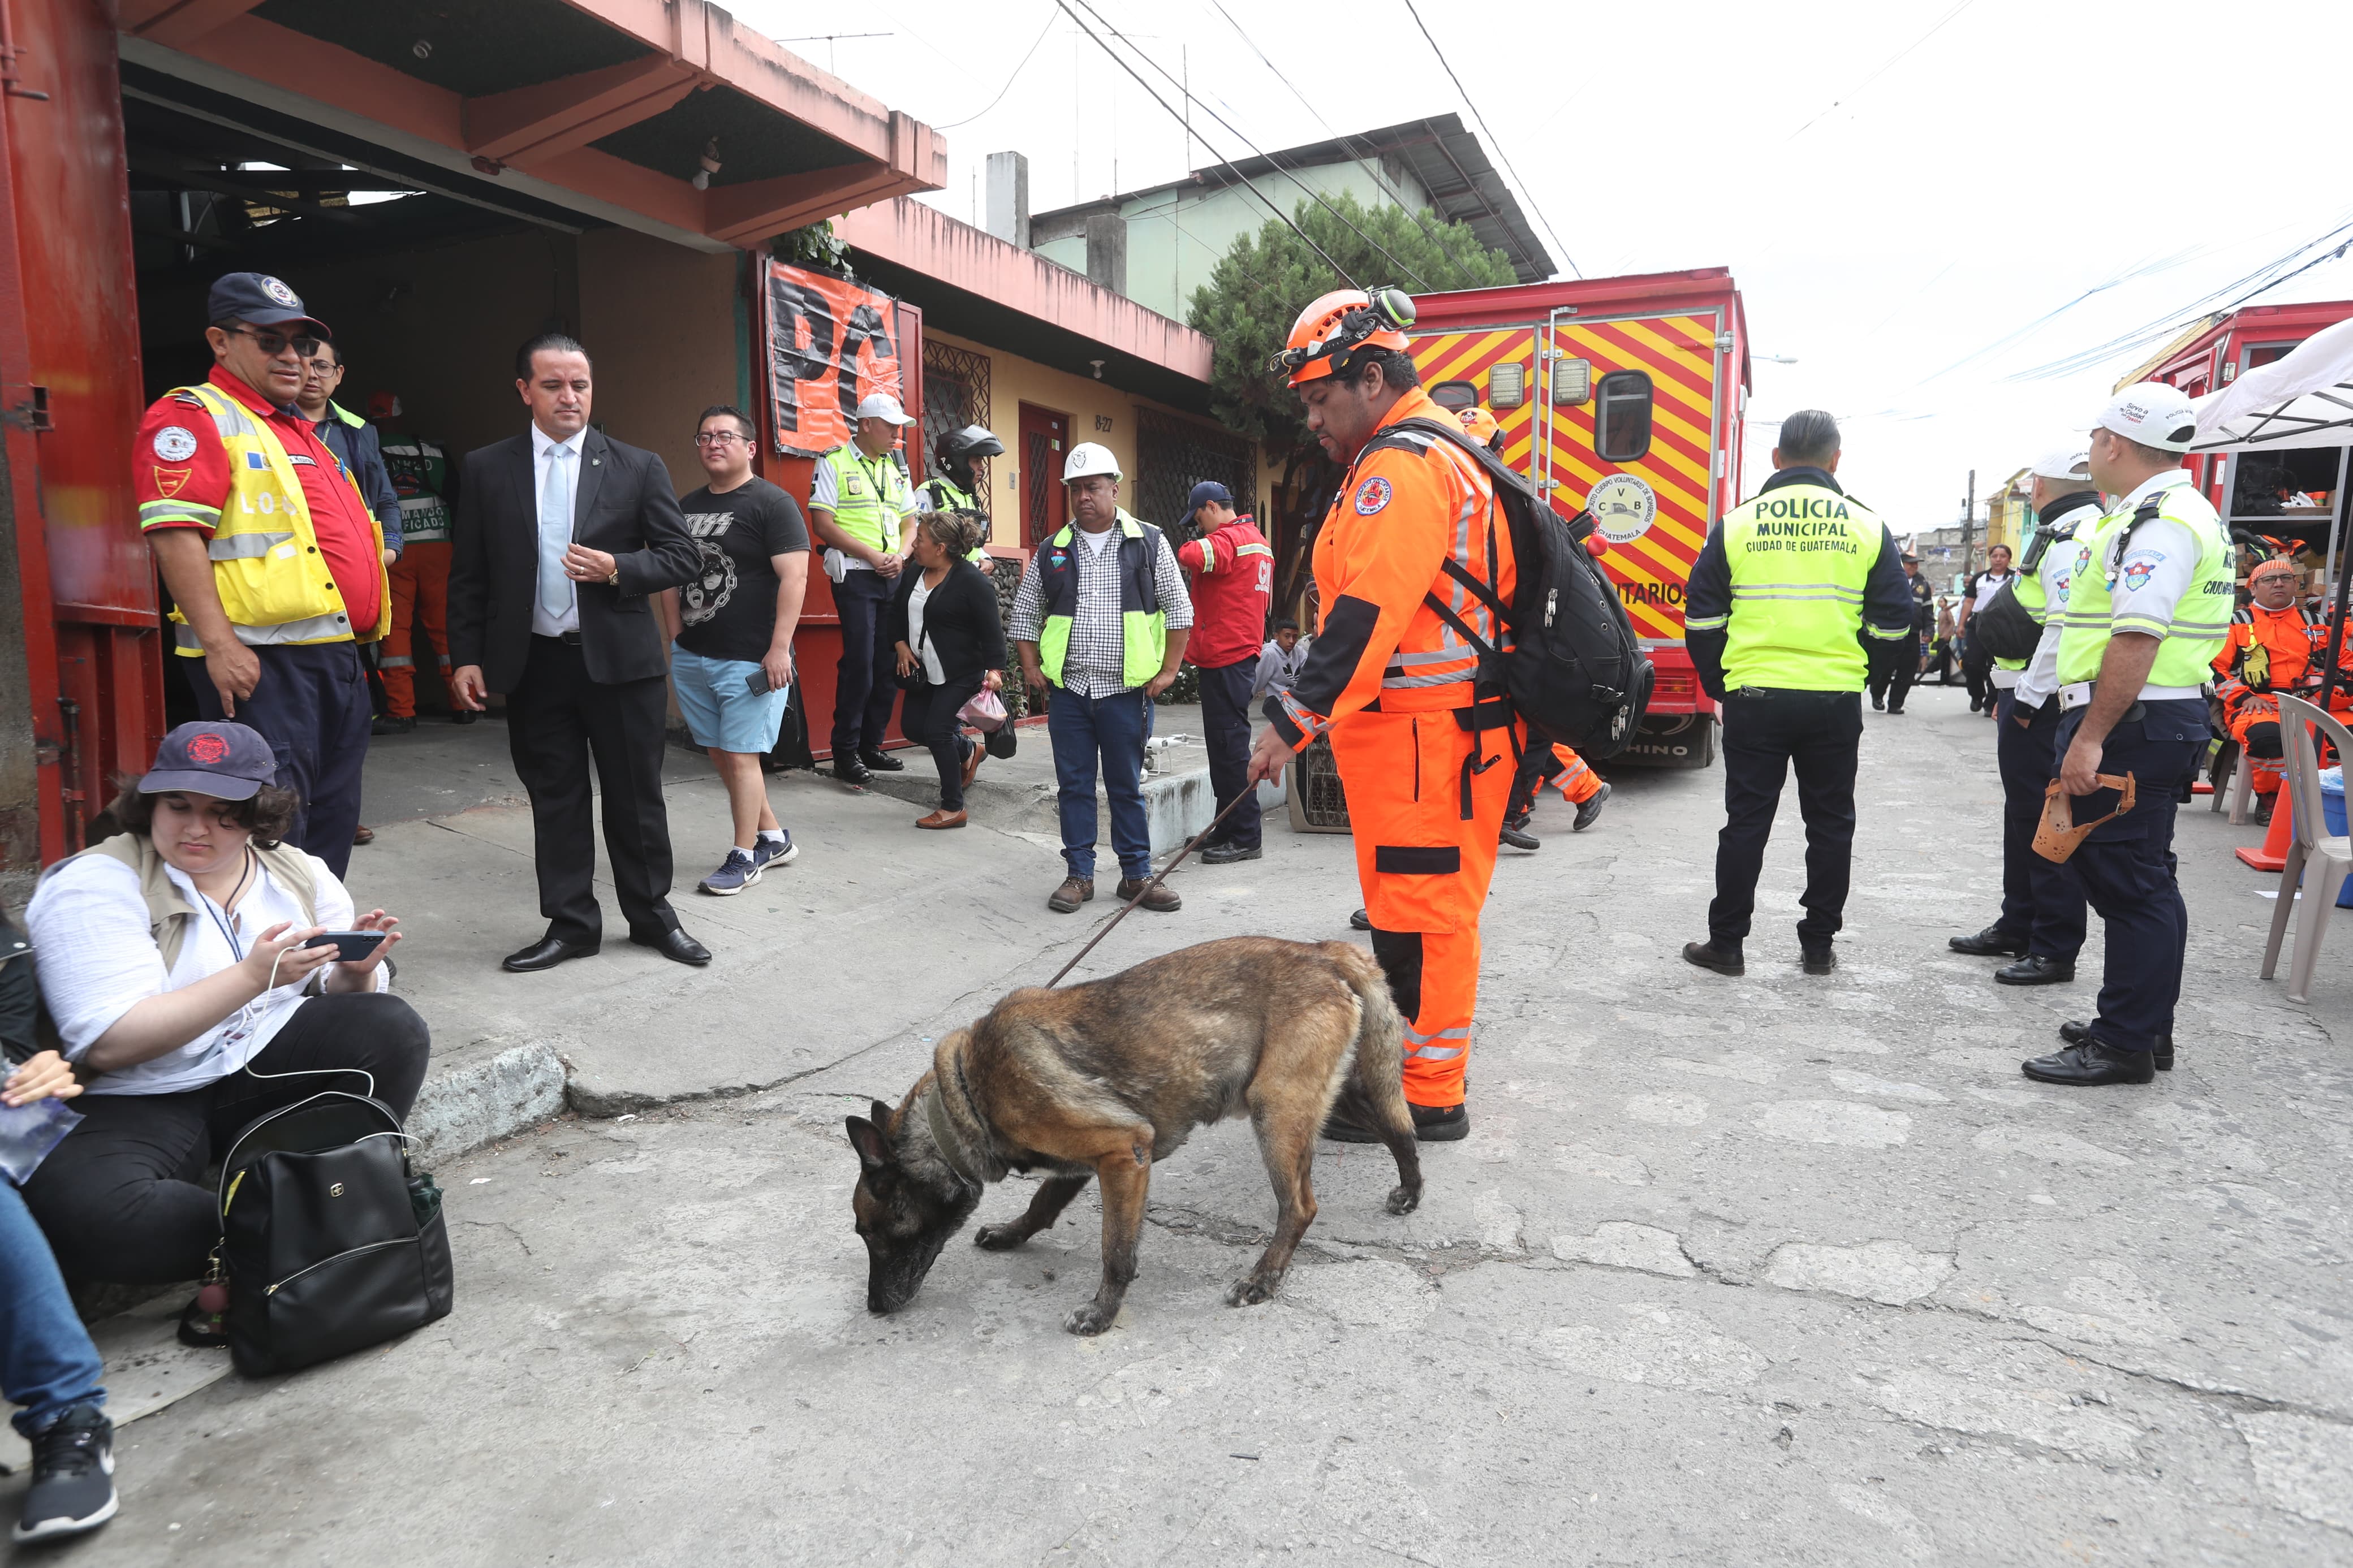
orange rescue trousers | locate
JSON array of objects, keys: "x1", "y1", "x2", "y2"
[
  {"x1": 1331, "y1": 709, "x2": 1518, "y2": 1109},
  {"x1": 382, "y1": 540, "x2": 458, "y2": 718}
]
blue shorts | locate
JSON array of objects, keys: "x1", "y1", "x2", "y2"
[{"x1": 670, "y1": 645, "x2": 790, "y2": 754}]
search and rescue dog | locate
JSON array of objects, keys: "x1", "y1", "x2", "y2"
[{"x1": 846, "y1": 936, "x2": 1424, "y2": 1335}]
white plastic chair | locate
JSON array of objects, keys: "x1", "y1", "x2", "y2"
[{"x1": 2260, "y1": 694, "x2": 2353, "y2": 1003}]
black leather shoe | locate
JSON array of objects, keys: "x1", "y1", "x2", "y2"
[
  {"x1": 1499, "y1": 817, "x2": 1540, "y2": 851},
  {"x1": 2022, "y1": 1040, "x2": 2153, "y2": 1086},
  {"x1": 632, "y1": 927, "x2": 712, "y2": 966},
  {"x1": 1802, "y1": 947, "x2": 1835, "y2": 975},
  {"x1": 1201, "y1": 841, "x2": 1261, "y2": 864},
  {"x1": 1949, "y1": 925, "x2": 2029, "y2": 958},
  {"x1": 1995, "y1": 955, "x2": 2074, "y2": 986},
  {"x1": 2059, "y1": 1020, "x2": 2171, "y2": 1070},
  {"x1": 859, "y1": 748, "x2": 906, "y2": 772},
  {"x1": 831, "y1": 757, "x2": 871, "y2": 786},
  {"x1": 1348, "y1": 907, "x2": 1372, "y2": 932},
  {"x1": 1682, "y1": 940, "x2": 1744, "y2": 977},
  {"x1": 502, "y1": 935, "x2": 599, "y2": 973}
]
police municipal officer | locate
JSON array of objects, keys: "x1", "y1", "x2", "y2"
[
  {"x1": 2023, "y1": 383, "x2": 2230, "y2": 1087},
  {"x1": 1949, "y1": 446, "x2": 2096, "y2": 986},
  {"x1": 1681, "y1": 409, "x2": 1916, "y2": 977},
  {"x1": 810, "y1": 392, "x2": 920, "y2": 784}
]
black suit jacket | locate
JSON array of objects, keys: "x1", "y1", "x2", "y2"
[
  {"x1": 447, "y1": 426, "x2": 700, "y2": 691},
  {"x1": 886, "y1": 556, "x2": 1007, "y2": 686}
]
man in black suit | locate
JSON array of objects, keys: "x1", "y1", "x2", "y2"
[{"x1": 448, "y1": 332, "x2": 709, "y2": 971}]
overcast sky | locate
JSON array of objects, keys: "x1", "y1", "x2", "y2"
[{"x1": 739, "y1": 0, "x2": 2353, "y2": 530}]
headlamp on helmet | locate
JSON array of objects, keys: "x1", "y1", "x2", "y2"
[{"x1": 1269, "y1": 286, "x2": 1417, "y2": 386}]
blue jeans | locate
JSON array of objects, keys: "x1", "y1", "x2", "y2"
[
  {"x1": 2, "y1": 1180, "x2": 104, "y2": 1437},
  {"x1": 1048, "y1": 684, "x2": 1153, "y2": 881}
]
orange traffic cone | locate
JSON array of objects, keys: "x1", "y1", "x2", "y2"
[{"x1": 2237, "y1": 790, "x2": 2292, "y2": 872}]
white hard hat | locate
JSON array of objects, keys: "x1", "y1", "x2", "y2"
[
  {"x1": 2027, "y1": 444, "x2": 2093, "y2": 483},
  {"x1": 2091, "y1": 382, "x2": 2196, "y2": 452},
  {"x1": 1062, "y1": 442, "x2": 1122, "y2": 483},
  {"x1": 854, "y1": 392, "x2": 915, "y2": 426}
]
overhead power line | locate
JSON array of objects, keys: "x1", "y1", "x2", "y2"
[
  {"x1": 1399, "y1": 0, "x2": 1579, "y2": 279},
  {"x1": 1048, "y1": 0, "x2": 1359, "y2": 286},
  {"x1": 1061, "y1": 0, "x2": 1431, "y2": 291},
  {"x1": 935, "y1": 6, "x2": 1059, "y2": 130}
]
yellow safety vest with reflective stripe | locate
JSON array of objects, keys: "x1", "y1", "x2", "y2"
[
  {"x1": 1701, "y1": 481, "x2": 1890, "y2": 690},
  {"x1": 818, "y1": 444, "x2": 912, "y2": 555},
  {"x1": 1036, "y1": 513, "x2": 1166, "y2": 689},
  {"x1": 2054, "y1": 478, "x2": 2234, "y2": 688},
  {"x1": 158, "y1": 382, "x2": 389, "y2": 655}
]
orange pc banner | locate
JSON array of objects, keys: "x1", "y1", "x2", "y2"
[{"x1": 764, "y1": 260, "x2": 904, "y2": 458}]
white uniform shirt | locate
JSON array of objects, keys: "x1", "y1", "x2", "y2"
[{"x1": 25, "y1": 847, "x2": 379, "y2": 1096}]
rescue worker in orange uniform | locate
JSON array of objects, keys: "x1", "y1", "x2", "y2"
[
  {"x1": 1247, "y1": 289, "x2": 1518, "y2": 1142},
  {"x1": 2213, "y1": 555, "x2": 2339, "y2": 812}
]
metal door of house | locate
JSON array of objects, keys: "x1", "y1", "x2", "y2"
[{"x1": 1016, "y1": 403, "x2": 1067, "y2": 547}]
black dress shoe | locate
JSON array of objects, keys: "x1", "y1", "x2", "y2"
[
  {"x1": 1949, "y1": 925, "x2": 2029, "y2": 958},
  {"x1": 2059, "y1": 1020, "x2": 2171, "y2": 1070},
  {"x1": 859, "y1": 748, "x2": 906, "y2": 772},
  {"x1": 1995, "y1": 955, "x2": 2074, "y2": 986},
  {"x1": 1682, "y1": 940, "x2": 1744, "y2": 977},
  {"x1": 1802, "y1": 947, "x2": 1835, "y2": 975},
  {"x1": 1200, "y1": 841, "x2": 1262, "y2": 864},
  {"x1": 2022, "y1": 1040, "x2": 2153, "y2": 1086},
  {"x1": 832, "y1": 757, "x2": 871, "y2": 786},
  {"x1": 502, "y1": 935, "x2": 599, "y2": 973},
  {"x1": 632, "y1": 928, "x2": 712, "y2": 966}
]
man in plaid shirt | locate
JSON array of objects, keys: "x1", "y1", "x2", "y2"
[{"x1": 1010, "y1": 443, "x2": 1192, "y2": 913}]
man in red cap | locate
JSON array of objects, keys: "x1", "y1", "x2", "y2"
[{"x1": 132, "y1": 273, "x2": 390, "y2": 878}]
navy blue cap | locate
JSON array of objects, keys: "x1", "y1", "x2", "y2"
[
  {"x1": 206, "y1": 273, "x2": 330, "y2": 338},
  {"x1": 139, "y1": 722, "x2": 279, "y2": 802},
  {"x1": 1187, "y1": 481, "x2": 1234, "y2": 512}
]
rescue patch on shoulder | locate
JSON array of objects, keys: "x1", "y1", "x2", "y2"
[
  {"x1": 152, "y1": 425, "x2": 199, "y2": 462},
  {"x1": 1352, "y1": 476, "x2": 1392, "y2": 515}
]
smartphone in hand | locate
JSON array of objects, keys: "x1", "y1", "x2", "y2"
[{"x1": 301, "y1": 930, "x2": 390, "y2": 962}]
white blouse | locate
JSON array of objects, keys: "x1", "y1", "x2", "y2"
[{"x1": 25, "y1": 847, "x2": 377, "y2": 1096}]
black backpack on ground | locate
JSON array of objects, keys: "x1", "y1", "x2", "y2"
[
  {"x1": 214, "y1": 1083, "x2": 453, "y2": 1376},
  {"x1": 1359, "y1": 417, "x2": 1653, "y2": 759}
]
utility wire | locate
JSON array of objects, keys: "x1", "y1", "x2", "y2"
[
  {"x1": 1062, "y1": 0, "x2": 1428, "y2": 290},
  {"x1": 1400, "y1": 0, "x2": 1579, "y2": 278},
  {"x1": 1785, "y1": 0, "x2": 1977, "y2": 142},
  {"x1": 1049, "y1": 0, "x2": 1359, "y2": 286},
  {"x1": 935, "y1": 6, "x2": 1060, "y2": 129}
]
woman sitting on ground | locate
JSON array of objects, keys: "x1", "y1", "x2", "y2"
[
  {"x1": 888, "y1": 511, "x2": 1006, "y2": 830},
  {"x1": 20, "y1": 722, "x2": 426, "y2": 1327}
]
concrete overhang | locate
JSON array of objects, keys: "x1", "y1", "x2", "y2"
[
  {"x1": 835, "y1": 198, "x2": 1218, "y2": 413},
  {"x1": 117, "y1": 0, "x2": 946, "y2": 254}
]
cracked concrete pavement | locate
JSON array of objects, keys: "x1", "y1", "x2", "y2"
[{"x1": 15, "y1": 683, "x2": 2351, "y2": 1565}]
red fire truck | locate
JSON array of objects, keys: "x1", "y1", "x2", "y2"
[{"x1": 1407, "y1": 267, "x2": 1749, "y2": 767}]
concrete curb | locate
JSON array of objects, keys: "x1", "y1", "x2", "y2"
[{"x1": 408, "y1": 1042, "x2": 569, "y2": 1165}]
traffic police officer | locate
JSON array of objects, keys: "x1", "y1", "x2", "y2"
[
  {"x1": 810, "y1": 392, "x2": 919, "y2": 783},
  {"x1": 914, "y1": 422, "x2": 1003, "y2": 564},
  {"x1": 1950, "y1": 446, "x2": 2095, "y2": 984},
  {"x1": 2024, "y1": 383, "x2": 2230, "y2": 1087},
  {"x1": 1680, "y1": 409, "x2": 1915, "y2": 977},
  {"x1": 1246, "y1": 288, "x2": 1518, "y2": 1142}
]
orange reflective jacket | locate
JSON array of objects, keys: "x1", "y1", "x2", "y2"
[{"x1": 1268, "y1": 387, "x2": 1518, "y2": 749}]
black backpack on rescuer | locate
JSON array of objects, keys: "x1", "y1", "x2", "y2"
[{"x1": 1359, "y1": 417, "x2": 1653, "y2": 758}]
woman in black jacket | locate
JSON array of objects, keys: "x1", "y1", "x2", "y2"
[{"x1": 889, "y1": 512, "x2": 1006, "y2": 828}]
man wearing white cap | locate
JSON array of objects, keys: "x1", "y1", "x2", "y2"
[
  {"x1": 2022, "y1": 383, "x2": 2230, "y2": 1087},
  {"x1": 1950, "y1": 445, "x2": 2096, "y2": 985},
  {"x1": 811, "y1": 393, "x2": 920, "y2": 784}
]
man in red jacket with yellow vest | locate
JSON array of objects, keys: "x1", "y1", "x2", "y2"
[
  {"x1": 1175, "y1": 480, "x2": 1273, "y2": 863},
  {"x1": 1248, "y1": 288, "x2": 1518, "y2": 1143},
  {"x1": 132, "y1": 273, "x2": 390, "y2": 878}
]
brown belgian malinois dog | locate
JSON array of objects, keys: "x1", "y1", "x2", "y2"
[{"x1": 846, "y1": 936, "x2": 1423, "y2": 1335}]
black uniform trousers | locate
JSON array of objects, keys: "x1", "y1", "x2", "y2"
[
  {"x1": 1709, "y1": 688, "x2": 1864, "y2": 950},
  {"x1": 1195, "y1": 659, "x2": 1262, "y2": 850},
  {"x1": 1867, "y1": 632, "x2": 1922, "y2": 711},
  {"x1": 830, "y1": 569, "x2": 902, "y2": 759},
  {"x1": 2052, "y1": 697, "x2": 2205, "y2": 1054},
  {"x1": 1993, "y1": 689, "x2": 2087, "y2": 961},
  {"x1": 188, "y1": 641, "x2": 370, "y2": 880},
  {"x1": 506, "y1": 633, "x2": 678, "y2": 947}
]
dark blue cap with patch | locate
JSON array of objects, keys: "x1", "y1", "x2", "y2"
[
  {"x1": 1187, "y1": 481, "x2": 1233, "y2": 513},
  {"x1": 206, "y1": 273, "x2": 330, "y2": 338}
]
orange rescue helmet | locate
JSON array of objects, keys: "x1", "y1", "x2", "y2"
[
  {"x1": 1270, "y1": 286, "x2": 1416, "y2": 387},
  {"x1": 1458, "y1": 406, "x2": 1501, "y2": 448}
]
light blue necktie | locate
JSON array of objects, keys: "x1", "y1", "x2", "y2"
[{"x1": 538, "y1": 444, "x2": 575, "y2": 623}]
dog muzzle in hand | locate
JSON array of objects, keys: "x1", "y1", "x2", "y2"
[{"x1": 2034, "y1": 774, "x2": 2135, "y2": 863}]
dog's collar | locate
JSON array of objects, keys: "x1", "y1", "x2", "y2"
[{"x1": 921, "y1": 1078, "x2": 985, "y2": 1191}]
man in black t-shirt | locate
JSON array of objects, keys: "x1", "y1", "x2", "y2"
[{"x1": 660, "y1": 405, "x2": 812, "y2": 896}]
